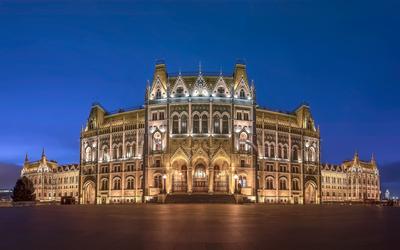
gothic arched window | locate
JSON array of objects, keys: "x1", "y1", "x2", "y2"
[
  {"x1": 201, "y1": 114, "x2": 208, "y2": 133},
  {"x1": 156, "y1": 89, "x2": 162, "y2": 99},
  {"x1": 292, "y1": 179, "x2": 300, "y2": 190},
  {"x1": 266, "y1": 177, "x2": 274, "y2": 189},
  {"x1": 181, "y1": 114, "x2": 188, "y2": 134},
  {"x1": 309, "y1": 147, "x2": 316, "y2": 162},
  {"x1": 101, "y1": 178, "x2": 108, "y2": 190},
  {"x1": 126, "y1": 143, "x2": 133, "y2": 158},
  {"x1": 292, "y1": 146, "x2": 298, "y2": 161},
  {"x1": 102, "y1": 146, "x2": 109, "y2": 162},
  {"x1": 193, "y1": 114, "x2": 200, "y2": 133},
  {"x1": 279, "y1": 178, "x2": 287, "y2": 190},
  {"x1": 113, "y1": 178, "x2": 121, "y2": 190},
  {"x1": 111, "y1": 145, "x2": 118, "y2": 160},
  {"x1": 278, "y1": 144, "x2": 283, "y2": 158},
  {"x1": 270, "y1": 143, "x2": 275, "y2": 158},
  {"x1": 239, "y1": 132, "x2": 248, "y2": 151},
  {"x1": 265, "y1": 143, "x2": 269, "y2": 157},
  {"x1": 118, "y1": 144, "x2": 123, "y2": 159},
  {"x1": 172, "y1": 115, "x2": 179, "y2": 134},
  {"x1": 85, "y1": 147, "x2": 92, "y2": 162},
  {"x1": 239, "y1": 176, "x2": 247, "y2": 188},
  {"x1": 153, "y1": 132, "x2": 162, "y2": 151},
  {"x1": 126, "y1": 178, "x2": 135, "y2": 190},
  {"x1": 154, "y1": 175, "x2": 162, "y2": 188},
  {"x1": 222, "y1": 115, "x2": 229, "y2": 134},
  {"x1": 283, "y1": 145, "x2": 288, "y2": 159},
  {"x1": 214, "y1": 115, "x2": 220, "y2": 134},
  {"x1": 239, "y1": 89, "x2": 246, "y2": 99}
]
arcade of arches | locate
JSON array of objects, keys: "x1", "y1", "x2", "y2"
[{"x1": 167, "y1": 158, "x2": 234, "y2": 194}]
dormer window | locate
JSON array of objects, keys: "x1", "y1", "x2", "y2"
[
  {"x1": 176, "y1": 87, "x2": 185, "y2": 97},
  {"x1": 156, "y1": 89, "x2": 162, "y2": 99},
  {"x1": 239, "y1": 89, "x2": 246, "y2": 99},
  {"x1": 217, "y1": 87, "x2": 225, "y2": 97}
]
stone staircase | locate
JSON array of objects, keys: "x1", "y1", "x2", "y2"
[{"x1": 165, "y1": 193, "x2": 236, "y2": 204}]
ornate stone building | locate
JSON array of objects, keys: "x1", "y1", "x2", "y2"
[
  {"x1": 79, "y1": 61, "x2": 324, "y2": 204},
  {"x1": 321, "y1": 153, "x2": 380, "y2": 202},
  {"x1": 20, "y1": 150, "x2": 80, "y2": 202}
]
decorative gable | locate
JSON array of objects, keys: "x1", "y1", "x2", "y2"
[
  {"x1": 234, "y1": 77, "x2": 251, "y2": 99},
  {"x1": 192, "y1": 75, "x2": 209, "y2": 97},
  {"x1": 212, "y1": 76, "x2": 230, "y2": 97},
  {"x1": 171, "y1": 76, "x2": 189, "y2": 97},
  {"x1": 149, "y1": 77, "x2": 167, "y2": 100}
]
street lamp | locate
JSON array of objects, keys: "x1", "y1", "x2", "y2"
[
  {"x1": 162, "y1": 174, "x2": 167, "y2": 194},
  {"x1": 234, "y1": 174, "x2": 238, "y2": 194}
]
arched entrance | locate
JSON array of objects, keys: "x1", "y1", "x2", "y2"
[
  {"x1": 213, "y1": 165, "x2": 228, "y2": 193},
  {"x1": 83, "y1": 181, "x2": 96, "y2": 204},
  {"x1": 193, "y1": 164, "x2": 207, "y2": 192},
  {"x1": 172, "y1": 165, "x2": 187, "y2": 192},
  {"x1": 304, "y1": 181, "x2": 317, "y2": 204}
]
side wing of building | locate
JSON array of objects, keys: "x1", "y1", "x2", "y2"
[
  {"x1": 256, "y1": 105, "x2": 321, "y2": 204},
  {"x1": 21, "y1": 153, "x2": 79, "y2": 202},
  {"x1": 80, "y1": 105, "x2": 145, "y2": 204}
]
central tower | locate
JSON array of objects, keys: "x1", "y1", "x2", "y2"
[{"x1": 144, "y1": 60, "x2": 257, "y2": 200}]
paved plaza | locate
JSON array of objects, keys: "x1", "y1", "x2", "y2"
[{"x1": 1, "y1": 204, "x2": 399, "y2": 250}]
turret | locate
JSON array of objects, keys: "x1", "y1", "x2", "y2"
[
  {"x1": 149, "y1": 60, "x2": 168, "y2": 100},
  {"x1": 153, "y1": 60, "x2": 167, "y2": 89},
  {"x1": 294, "y1": 104, "x2": 316, "y2": 131},
  {"x1": 353, "y1": 150, "x2": 359, "y2": 165},
  {"x1": 233, "y1": 60, "x2": 249, "y2": 90},
  {"x1": 41, "y1": 148, "x2": 47, "y2": 164},
  {"x1": 371, "y1": 153, "x2": 376, "y2": 166},
  {"x1": 87, "y1": 103, "x2": 106, "y2": 130},
  {"x1": 23, "y1": 153, "x2": 29, "y2": 168}
]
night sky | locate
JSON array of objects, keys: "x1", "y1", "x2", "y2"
[{"x1": 0, "y1": 1, "x2": 399, "y2": 194}]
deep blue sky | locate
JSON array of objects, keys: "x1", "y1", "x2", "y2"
[{"x1": 0, "y1": 1, "x2": 399, "y2": 193}]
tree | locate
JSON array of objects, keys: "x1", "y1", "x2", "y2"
[{"x1": 12, "y1": 176, "x2": 36, "y2": 202}]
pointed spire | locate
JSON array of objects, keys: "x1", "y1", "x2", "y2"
[
  {"x1": 353, "y1": 150, "x2": 359, "y2": 163},
  {"x1": 24, "y1": 153, "x2": 29, "y2": 163},
  {"x1": 219, "y1": 66, "x2": 223, "y2": 76},
  {"x1": 41, "y1": 147, "x2": 47, "y2": 164},
  {"x1": 371, "y1": 153, "x2": 376, "y2": 164}
]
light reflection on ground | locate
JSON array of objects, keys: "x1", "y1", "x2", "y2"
[{"x1": 1, "y1": 204, "x2": 399, "y2": 250}]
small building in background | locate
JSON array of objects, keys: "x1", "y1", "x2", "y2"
[
  {"x1": 321, "y1": 152, "x2": 381, "y2": 203},
  {"x1": 20, "y1": 150, "x2": 80, "y2": 203}
]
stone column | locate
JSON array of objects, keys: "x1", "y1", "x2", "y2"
[
  {"x1": 188, "y1": 166, "x2": 193, "y2": 193},
  {"x1": 209, "y1": 167, "x2": 214, "y2": 193}
]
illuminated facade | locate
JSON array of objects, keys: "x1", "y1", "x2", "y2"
[
  {"x1": 321, "y1": 153, "x2": 380, "y2": 202},
  {"x1": 79, "y1": 61, "x2": 324, "y2": 204},
  {"x1": 20, "y1": 150, "x2": 80, "y2": 202}
]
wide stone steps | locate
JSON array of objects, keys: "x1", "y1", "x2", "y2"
[{"x1": 165, "y1": 193, "x2": 236, "y2": 204}]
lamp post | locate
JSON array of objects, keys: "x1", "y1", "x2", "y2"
[
  {"x1": 234, "y1": 174, "x2": 238, "y2": 194},
  {"x1": 162, "y1": 174, "x2": 167, "y2": 194}
]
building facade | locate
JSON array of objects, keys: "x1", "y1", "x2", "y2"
[
  {"x1": 20, "y1": 150, "x2": 80, "y2": 202},
  {"x1": 321, "y1": 153, "x2": 380, "y2": 203},
  {"x1": 79, "y1": 61, "x2": 325, "y2": 204}
]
